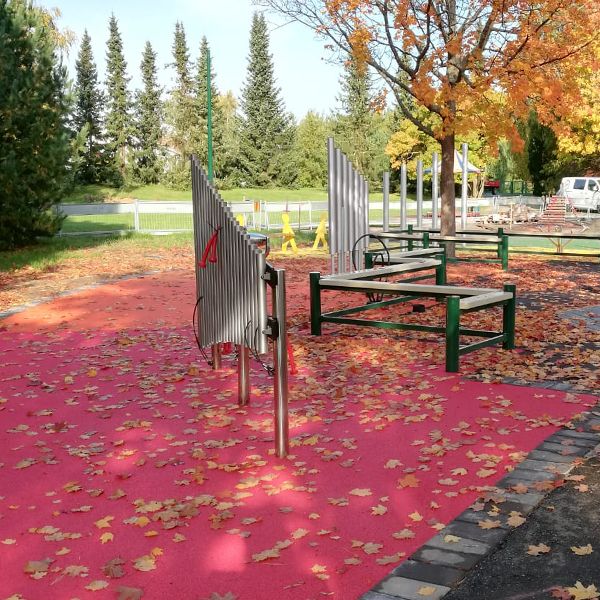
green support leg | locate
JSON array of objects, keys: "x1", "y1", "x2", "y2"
[
  {"x1": 423, "y1": 231, "x2": 430, "y2": 249},
  {"x1": 497, "y1": 228, "x2": 504, "y2": 259},
  {"x1": 500, "y1": 235, "x2": 509, "y2": 270},
  {"x1": 365, "y1": 252, "x2": 373, "y2": 269},
  {"x1": 436, "y1": 251, "x2": 447, "y2": 285},
  {"x1": 309, "y1": 272, "x2": 322, "y2": 336},
  {"x1": 445, "y1": 296, "x2": 460, "y2": 372},
  {"x1": 502, "y1": 283, "x2": 516, "y2": 349},
  {"x1": 407, "y1": 224, "x2": 414, "y2": 251}
]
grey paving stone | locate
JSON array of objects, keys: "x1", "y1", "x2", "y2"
[
  {"x1": 517, "y1": 458, "x2": 573, "y2": 475},
  {"x1": 497, "y1": 468, "x2": 558, "y2": 484},
  {"x1": 424, "y1": 533, "x2": 491, "y2": 556},
  {"x1": 360, "y1": 591, "x2": 397, "y2": 600},
  {"x1": 539, "y1": 442, "x2": 589, "y2": 456},
  {"x1": 389, "y1": 560, "x2": 466, "y2": 587},
  {"x1": 454, "y1": 508, "x2": 509, "y2": 529},
  {"x1": 376, "y1": 577, "x2": 451, "y2": 600},
  {"x1": 554, "y1": 429, "x2": 600, "y2": 442},
  {"x1": 500, "y1": 490, "x2": 545, "y2": 506},
  {"x1": 544, "y1": 433, "x2": 599, "y2": 449},
  {"x1": 528, "y1": 449, "x2": 580, "y2": 464},
  {"x1": 412, "y1": 546, "x2": 482, "y2": 570},
  {"x1": 441, "y1": 520, "x2": 509, "y2": 545}
]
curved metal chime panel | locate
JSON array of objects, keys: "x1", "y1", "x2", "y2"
[
  {"x1": 327, "y1": 137, "x2": 369, "y2": 274},
  {"x1": 191, "y1": 156, "x2": 268, "y2": 355}
]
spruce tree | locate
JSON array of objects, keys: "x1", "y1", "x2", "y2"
[
  {"x1": 105, "y1": 14, "x2": 131, "y2": 184},
  {"x1": 133, "y1": 41, "x2": 163, "y2": 184},
  {"x1": 335, "y1": 58, "x2": 374, "y2": 177},
  {"x1": 0, "y1": 0, "x2": 70, "y2": 249},
  {"x1": 194, "y1": 37, "x2": 224, "y2": 175},
  {"x1": 73, "y1": 30, "x2": 105, "y2": 184},
  {"x1": 239, "y1": 12, "x2": 296, "y2": 187}
]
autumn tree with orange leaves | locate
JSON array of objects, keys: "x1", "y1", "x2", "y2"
[{"x1": 258, "y1": 0, "x2": 599, "y2": 236}]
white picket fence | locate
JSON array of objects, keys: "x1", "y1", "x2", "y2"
[{"x1": 57, "y1": 197, "x2": 528, "y2": 236}]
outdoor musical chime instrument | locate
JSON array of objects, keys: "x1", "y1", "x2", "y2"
[{"x1": 191, "y1": 156, "x2": 289, "y2": 458}]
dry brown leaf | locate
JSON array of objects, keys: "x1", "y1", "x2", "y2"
[
  {"x1": 527, "y1": 543, "x2": 551, "y2": 556},
  {"x1": 85, "y1": 580, "x2": 109, "y2": 591},
  {"x1": 252, "y1": 548, "x2": 280, "y2": 562},
  {"x1": 566, "y1": 581, "x2": 600, "y2": 600},
  {"x1": 408, "y1": 511, "x2": 423, "y2": 522},
  {"x1": 571, "y1": 544, "x2": 593, "y2": 556},
  {"x1": 397, "y1": 474, "x2": 420, "y2": 488},
  {"x1": 371, "y1": 505, "x2": 388, "y2": 516},
  {"x1": 418, "y1": 586, "x2": 437, "y2": 596},
  {"x1": 116, "y1": 586, "x2": 144, "y2": 600},
  {"x1": 349, "y1": 488, "x2": 372, "y2": 497},
  {"x1": 478, "y1": 519, "x2": 502, "y2": 530}
]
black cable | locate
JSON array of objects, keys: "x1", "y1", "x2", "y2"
[
  {"x1": 192, "y1": 295, "x2": 213, "y2": 367},
  {"x1": 351, "y1": 234, "x2": 392, "y2": 304},
  {"x1": 244, "y1": 320, "x2": 274, "y2": 376}
]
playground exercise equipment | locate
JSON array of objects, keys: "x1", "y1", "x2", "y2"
[
  {"x1": 376, "y1": 226, "x2": 510, "y2": 270},
  {"x1": 191, "y1": 156, "x2": 289, "y2": 457},
  {"x1": 327, "y1": 137, "x2": 369, "y2": 274},
  {"x1": 310, "y1": 265, "x2": 516, "y2": 372}
]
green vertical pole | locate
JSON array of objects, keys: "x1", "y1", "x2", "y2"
[
  {"x1": 496, "y1": 227, "x2": 504, "y2": 258},
  {"x1": 445, "y1": 296, "x2": 460, "y2": 372},
  {"x1": 436, "y1": 251, "x2": 447, "y2": 285},
  {"x1": 207, "y1": 48, "x2": 213, "y2": 183},
  {"x1": 309, "y1": 272, "x2": 322, "y2": 335},
  {"x1": 501, "y1": 235, "x2": 509, "y2": 270},
  {"x1": 422, "y1": 231, "x2": 430, "y2": 249},
  {"x1": 365, "y1": 252, "x2": 373, "y2": 269},
  {"x1": 503, "y1": 283, "x2": 516, "y2": 349}
]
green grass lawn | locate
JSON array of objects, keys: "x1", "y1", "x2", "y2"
[{"x1": 61, "y1": 184, "x2": 400, "y2": 204}]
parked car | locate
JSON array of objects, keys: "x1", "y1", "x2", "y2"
[{"x1": 558, "y1": 177, "x2": 600, "y2": 211}]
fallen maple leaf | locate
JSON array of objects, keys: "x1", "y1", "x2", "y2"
[
  {"x1": 444, "y1": 535, "x2": 461, "y2": 543},
  {"x1": 478, "y1": 519, "x2": 502, "y2": 530},
  {"x1": 507, "y1": 512, "x2": 526, "y2": 527},
  {"x1": 371, "y1": 505, "x2": 388, "y2": 516},
  {"x1": 100, "y1": 532, "x2": 114, "y2": 544},
  {"x1": 85, "y1": 580, "x2": 109, "y2": 591},
  {"x1": 94, "y1": 516, "x2": 114, "y2": 529},
  {"x1": 571, "y1": 544, "x2": 593, "y2": 556},
  {"x1": 252, "y1": 548, "x2": 280, "y2": 562},
  {"x1": 117, "y1": 586, "x2": 143, "y2": 600},
  {"x1": 408, "y1": 511, "x2": 423, "y2": 522},
  {"x1": 566, "y1": 581, "x2": 600, "y2": 600},
  {"x1": 397, "y1": 474, "x2": 420, "y2": 488},
  {"x1": 349, "y1": 488, "x2": 372, "y2": 497},
  {"x1": 362, "y1": 542, "x2": 383, "y2": 555},
  {"x1": 392, "y1": 529, "x2": 415, "y2": 540},
  {"x1": 418, "y1": 586, "x2": 437, "y2": 596},
  {"x1": 527, "y1": 543, "x2": 551, "y2": 556}
]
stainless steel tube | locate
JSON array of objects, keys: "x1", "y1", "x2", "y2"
[
  {"x1": 237, "y1": 344, "x2": 250, "y2": 406},
  {"x1": 383, "y1": 171, "x2": 390, "y2": 231},
  {"x1": 272, "y1": 269, "x2": 289, "y2": 458},
  {"x1": 416, "y1": 159, "x2": 423, "y2": 228}
]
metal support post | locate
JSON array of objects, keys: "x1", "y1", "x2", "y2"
[
  {"x1": 432, "y1": 152, "x2": 439, "y2": 230},
  {"x1": 364, "y1": 252, "x2": 374, "y2": 269},
  {"x1": 211, "y1": 344, "x2": 221, "y2": 370},
  {"x1": 383, "y1": 171, "x2": 390, "y2": 231},
  {"x1": 501, "y1": 235, "x2": 509, "y2": 270},
  {"x1": 423, "y1": 231, "x2": 430, "y2": 249},
  {"x1": 503, "y1": 284, "x2": 516, "y2": 349},
  {"x1": 416, "y1": 159, "x2": 423, "y2": 228},
  {"x1": 237, "y1": 345, "x2": 250, "y2": 406},
  {"x1": 435, "y1": 252, "x2": 447, "y2": 285},
  {"x1": 461, "y1": 143, "x2": 468, "y2": 230},
  {"x1": 445, "y1": 296, "x2": 460, "y2": 372},
  {"x1": 400, "y1": 162, "x2": 407, "y2": 230},
  {"x1": 309, "y1": 272, "x2": 322, "y2": 335},
  {"x1": 271, "y1": 269, "x2": 289, "y2": 458}
]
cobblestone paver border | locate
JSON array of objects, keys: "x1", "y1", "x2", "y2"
[{"x1": 360, "y1": 406, "x2": 600, "y2": 600}]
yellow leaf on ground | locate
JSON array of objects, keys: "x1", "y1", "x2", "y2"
[
  {"x1": 291, "y1": 528, "x2": 309, "y2": 540},
  {"x1": 362, "y1": 542, "x2": 383, "y2": 555},
  {"x1": 371, "y1": 505, "x2": 388, "y2": 516},
  {"x1": 527, "y1": 543, "x2": 551, "y2": 556},
  {"x1": 100, "y1": 533, "x2": 113, "y2": 544},
  {"x1": 478, "y1": 519, "x2": 502, "y2": 530},
  {"x1": 418, "y1": 586, "x2": 437, "y2": 596},
  {"x1": 393, "y1": 529, "x2": 415, "y2": 540},
  {"x1": 94, "y1": 516, "x2": 114, "y2": 529},
  {"x1": 349, "y1": 488, "x2": 372, "y2": 497},
  {"x1": 409, "y1": 511, "x2": 423, "y2": 522},
  {"x1": 85, "y1": 580, "x2": 109, "y2": 591},
  {"x1": 571, "y1": 544, "x2": 593, "y2": 556},
  {"x1": 566, "y1": 581, "x2": 600, "y2": 600},
  {"x1": 444, "y1": 535, "x2": 461, "y2": 543},
  {"x1": 507, "y1": 513, "x2": 526, "y2": 528},
  {"x1": 397, "y1": 474, "x2": 420, "y2": 488},
  {"x1": 252, "y1": 548, "x2": 280, "y2": 562}
]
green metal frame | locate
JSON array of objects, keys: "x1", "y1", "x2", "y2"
[{"x1": 309, "y1": 272, "x2": 516, "y2": 372}]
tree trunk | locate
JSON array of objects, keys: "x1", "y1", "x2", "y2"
[{"x1": 440, "y1": 132, "x2": 456, "y2": 256}]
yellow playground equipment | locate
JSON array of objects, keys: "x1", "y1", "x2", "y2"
[
  {"x1": 313, "y1": 215, "x2": 328, "y2": 250},
  {"x1": 281, "y1": 212, "x2": 298, "y2": 253}
]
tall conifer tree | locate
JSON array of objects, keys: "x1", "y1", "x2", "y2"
[
  {"x1": 133, "y1": 41, "x2": 163, "y2": 184},
  {"x1": 239, "y1": 12, "x2": 296, "y2": 186},
  {"x1": 164, "y1": 21, "x2": 195, "y2": 186},
  {"x1": 105, "y1": 14, "x2": 131, "y2": 183},
  {"x1": 194, "y1": 37, "x2": 226, "y2": 177},
  {"x1": 73, "y1": 30, "x2": 105, "y2": 183},
  {"x1": 0, "y1": 0, "x2": 70, "y2": 249}
]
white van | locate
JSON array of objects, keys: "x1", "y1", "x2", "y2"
[{"x1": 559, "y1": 177, "x2": 600, "y2": 211}]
